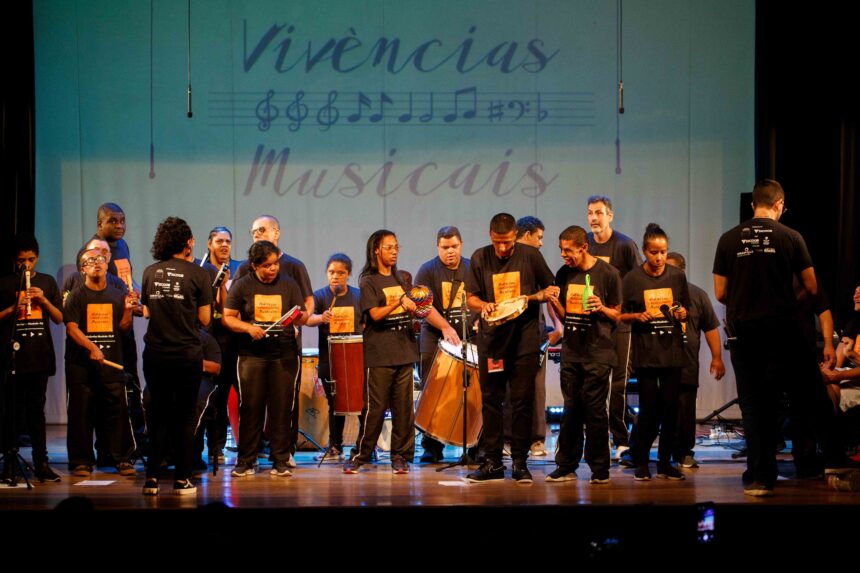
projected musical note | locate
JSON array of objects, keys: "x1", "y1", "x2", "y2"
[
  {"x1": 443, "y1": 87, "x2": 477, "y2": 123},
  {"x1": 419, "y1": 93, "x2": 435, "y2": 123},
  {"x1": 285, "y1": 91, "x2": 308, "y2": 132},
  {"x1": 317, "y1": 90, "x2": 340, "y2": 131},
  {"x1": 369, "y1": 92, "x2": 393, "y2": 123},
  {"x1": 347, "y1": 92, "x2": 372, "y2": 123},
  {"x1": 256, "y1": 89, "x2": 279, "y2": 131}
]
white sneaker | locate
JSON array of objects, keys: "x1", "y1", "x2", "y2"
[
  {"x1": 530, "y1": 441, "x2": 547, "y2": 456},
  {"x1": 612, "y1": 445, "x2": 630, "y2": 461}
]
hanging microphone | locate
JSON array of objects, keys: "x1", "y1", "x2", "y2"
[
  {"x1": 187, "y1": 84, "x2": 193, "y2": 118},
  {"x1": 618, "y1": 81, "x2": 625, "y2": 114}
]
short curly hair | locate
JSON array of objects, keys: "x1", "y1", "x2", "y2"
[{"x1": 151, "y1": 216, "x2": 193, "y2": 261}]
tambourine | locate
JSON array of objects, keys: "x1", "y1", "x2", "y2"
[{"x1": 485, "y1": 296, "x2": 527, "y2": 326}]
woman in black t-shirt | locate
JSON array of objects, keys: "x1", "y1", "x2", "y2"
[
  {"x1": 620, "y1": 223, "x2": 690, "y2": 481},
  {"x1": 223, "y1": 241, "x2": 306, "y2": 478}
]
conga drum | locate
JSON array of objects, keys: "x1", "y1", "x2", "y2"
[
  {"x1": 414, "y1": 340, "x2": 482, "y2": 447},
  {"x1": 328, "y1": 335, "x2": 365, "y2": 415},
  {"x1": 296, "y1": 348, "x2": 330, "y2": 450}
]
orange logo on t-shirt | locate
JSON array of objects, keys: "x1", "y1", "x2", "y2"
[
  {"x1": 16, "y1": 292, "x2": 43, "y2": 321},
  {"x1": 565, "y1": 284, "x2": 586, "y2": 314},
  {"x1": 330, "y1": 306, "x2": 355, "y2": 333},
  {"x1": 441, "y1": 281, "x2": 464, "y2": 309},
  {"x1": 382, "y1": 286, "x2": 406, "y2": 315},
  {"x1": 254, "y1": 294, "x2": 282, "y2": 323},
  {"x1": 643, "y1": 288, "x2": 673, "y2": 316},
  {"x1": 492, "y1": 272, "x2": 521, "y2": 302},
  {"x1": 86, "y1": 303, "x2": 114, "y2": 333}
]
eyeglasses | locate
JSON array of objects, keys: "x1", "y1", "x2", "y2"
[
  {"x1": 81, "y1": 256, "x2": 107, "y2": 267},
  {"x1": 251, "y1": 226, "x2": 279, "y2": 236},
  {"x1": 380, "y1": 245, "x2": 400, "y2": 252}
]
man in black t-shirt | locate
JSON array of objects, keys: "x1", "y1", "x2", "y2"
[
  {"x1": 545, "y1": 226, "x2": 622, "y2": 484},
  {"x1": 64, "y1": 248, "x2": 136, "y2": 477},
  {"x1": 414, "y1": 226, "x2": 470, "y2": 463},
  {"x1": 344, "y1": 231, "x2": 419, "y2": 474},
  {"x1": 464, "y1": 214, "x2": 557, "y2": 483},
  {"x1": 713, "y1": 179, "x2": 822, "y2": 496},
  {"x1": 665, "y1": 253, "x2": 725, "y2": 468},
  {"x1": 586, "y1": 195, "x2": 641, "y2": 460},
  {"x1": 0, "y1": 235, "x2": 64, "y2": 482}
]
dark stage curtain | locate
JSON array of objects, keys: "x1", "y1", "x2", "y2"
[
  {"x1": 1, "y1": 1, "x2": 36, "y2": 274},
  {"x1": 756, "y1": 0, "x2": 859, "y2": 326}
]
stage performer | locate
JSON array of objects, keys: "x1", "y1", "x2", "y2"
[
  {"x1": 63, "y1": 248, "x2": 137, "y2": 477},
  {"x1": 545, "y1": 225, "x2": 622, "y2": 484},
  {"x1": 224, "y1": 241, "x2": 306, "y2": 478},
  {"x1": 586, "y1": 195, "x2": 642, "y2": 461},
  {"x1": 0, "y1": 235, "x2": 64, "y2": 482},
  {"x1": 464, "y1": 213, "x2": 557, "y2": 483},
  {"x1": 414, "y1": 226, "x2": 469, "y2": 463},
  {"x1": 343, "y1": 231, "x2": 418, "y2": 474},
  {"x1": 140, "y1": 217, "x2": 212, "y2": 495},
  {"x1": 620, "y1": 223, "x2": 689, "y2": 481},
  {"x1": 307, "y1": 253, "x2": 362, "y2": 461}
]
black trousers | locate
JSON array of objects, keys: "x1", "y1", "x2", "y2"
[
  {"x1": 632, "y1": 367, "x2": 681, "y2": 466},
  {"x1": 352, "y1": 364, "x2": 415, "y2": 463},
  {"x1": 237, "y1": 354, "x2": 300, "y2": 465},
  {"x1": 609, "y1": 329, "x2": 632, "y2": 448},
  {"x1": 2, "y1": 371, "x2": 49, "y2": 461},
  {"x1": 478, "y1": 352, "x2": 539, "y2": 463},
  {"x1": 674, "y1": 381, "x2": 698, "y2": 462},
  {"x1": 205, "y1": 344, "x2": 237, "y2": 455},
  {"x1": 731, "y1": 318, "x2": 839, "y2": 486},
  {"x1": 555, "y1": 361, "x2": 612, "y2": 475},
  {"x1": 142, "y1": 354, "x2": 202, "y2": 481},
  {"x1": 66, "y1": 362, "x2": 134, "y2": 468}
]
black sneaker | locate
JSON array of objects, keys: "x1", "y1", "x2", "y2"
[
  {"x1": 512, "y1": 460, "x2": 533, "y2": 484},
  {"x1": 173, "y1": 479, "x2": 197, "y2": 495},
  {"x1": 545, "y1": 466, "x2": 577, "y2": 482},
  {"x1": 315, "y1": 446, "x2": 345, "y2": 462},
  {"x1": 231, "y1": 461, "x2": 255, "y2": 477},
  {"x1": 117, "y1": 462, "x2": 137, "y2": 476},
  {"x1": 419, "y1": 449, "x2": 444, "y2": 463},
  {"x1": 34, "y1": 462, "x2": 61, "y2": 482},
  {"x1": 679, "y1": 454, "x2": 699, "y2": 469},
  {"x1": 71, "y1": 464, "x2": 93, "y2": 478},
  {"x1": 392, "y1": 455, "x2": 410, "y2": 474},
  {"x1": 343, "y1": 458, "x2": 362, "y2": 474},
  {"x1": 270, "y1": 461, "x2": 293, "y2": 477},
  {"x1": 634, "y1": 465, "x2": 652, "y2": 481},
  {"x1": 465, "y1": 460, "x2": 505, "y2": 483},
  {"x1": 590, "y1": 473, "x2": 611, "y2": 484},
  {"x1": 657, "y1": 464, "x2": 686, "y2": 481},
  {"x1": 618, "y1": 451, "x2": 635, "y2": 468},
  {"x1": 142, "y1": 478, "x2": 159, "y2": 496}
]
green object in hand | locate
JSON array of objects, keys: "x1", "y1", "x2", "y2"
[{"x1": 582, "y1": 274, "x2": 592, "y2": 311}]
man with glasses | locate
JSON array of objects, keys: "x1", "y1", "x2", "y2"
[
  {"x1": 63, "y1": 249, "x2": 137, "y2": 477},
  {"x1": 713, "y1": 179, "x2": 816, "y2": 496}
]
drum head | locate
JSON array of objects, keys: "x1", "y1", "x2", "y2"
[{"x1": 438, "y1": 340, "x2": 478, "y2": 367}]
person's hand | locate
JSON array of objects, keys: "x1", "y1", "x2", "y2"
[
  {"x1": 321, "y1": 309, "x2": 333, "y2": 324},
  {"x1": 89, "y1": 346, "x2": 105, "y2": 364},
  {"x1": 442, "y1": 325, "x2": 461, "y2": 346},
  {"x1": 710, "y1": 357, "x2": 726, "y2": 380},
  {"x1": 247, "y1": 324, "x2": 267, "y2": 340}
]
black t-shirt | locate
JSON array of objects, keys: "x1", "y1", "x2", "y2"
[
  {"x1": 465, "y1": 243, "x2": 555, "y2": 358},
  {"x1": 313, "y1": 285, "x2": 361, "y2": 379},
  {"x1": 63, "y1": 284, "x2": 127, "y2": 380},
  {"x1": 236, "y1": 252, "x2": 313, "y2": 302},
  {"x1": 360, "y1": 273, "x2": 419, "y2": 368},
  {"x1": 587, "y1": 230, "x2": 640, "y2": 332},
  {"x1": 91, "y1": 235, "x2": 133, "y2": 285},
  {"x1": 680, "y1": 282, "x2": 720, "y2": 386},
  {"x1": 713, "y1": 218, "x2": 814, "y2": 323},
  {"x1": 556, "y1": 258, "x2": 622, "y2": 366},
  {"x1": 225, "y1": 272, "x2": 303, "y2": 358},
  {"x1": 141, "y1": 258, "x2": 213, "y2": 360},
  {"x1": 622, "y1": 264, "x2": 690, "y2": 369},
  {"x1": 0, "y1": 272, "x2": 61, "y2": 375},
  {"x1": 415, "y1": 256, "x2": 473, "y2": 353}
]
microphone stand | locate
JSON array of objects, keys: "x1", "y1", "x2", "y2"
[
  {"x1": 437, "y1": 290, "x2": 477, "y2": 472},
  {"x1": 1, "y1": 270, "x2": 34, "y2": 488}
]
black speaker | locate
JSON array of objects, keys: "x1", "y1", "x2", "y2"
[{"x1": 739, "y1": 192, "x2": 753, "y2": 223}]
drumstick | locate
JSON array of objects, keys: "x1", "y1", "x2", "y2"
[{"x1": 103, "y1": 359, "x2": 124, "y2": 370}]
